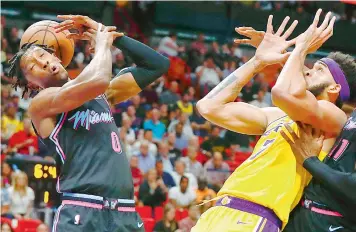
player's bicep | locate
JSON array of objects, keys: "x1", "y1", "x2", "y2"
[
  {"x1": 106, "y1": 71, "x2": 141, "y2": 104},
  {"x1": 29, "y1": 80, "x2": 107, "y2": 117},
  {"x1": 197, "y1": 100, "x2": 270, "y2": 135}
]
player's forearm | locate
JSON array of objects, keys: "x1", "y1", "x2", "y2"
[
  {"x1": 75, "y1": 47, "x2": 112, "y2": 85},
  {"x1": 113, "y1": 36, "x2": 170, "y2": 89},
  {"x1": 202, "y1": 56, "x2": 262, "y2": 103},
  {"x1": 272, "y1": 47, "x2": 308, "y2": 99},
  {"x1": 304, "y1": 157, "x2": 356, "y2": 202}
]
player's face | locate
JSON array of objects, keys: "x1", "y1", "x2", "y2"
[
  {"x1": 20, "y1": 47, "x2": 68, "y2": 89},
  {"x1": 305, "y1": 61, "x2": 336, "y2": 97}
]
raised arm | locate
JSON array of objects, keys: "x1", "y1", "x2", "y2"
[
  {"x1": 55, "y1": 15, "x2": 169, "y2": 105},
  {"x1": 106, "y1": 36, "x2": 170, "y2": 104},
  {"x1": 271, "y1": 10, "x2": 346, "y2": 135},
  {"x1": 29, "y1": 25, "x2": 119, "y2": 118},
  {"x1": 197, "y1": 15, "x2": 298, "y2": 135}
]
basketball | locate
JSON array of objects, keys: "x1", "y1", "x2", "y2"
[{"x1": 20, "y1": 20, "x2": 74, "y2": 68}]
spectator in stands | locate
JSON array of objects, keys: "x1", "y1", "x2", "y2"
[
  {"x1": 168, "y1": 113, "x2": 194, "y2": 140},
  {"x1": 122, "y1": 105, "x2": 142, "y2": 131},
  {"x1": 169, "y1": 176, "x2": 196, "y2": 209},
  {"x1": 157, "y1": 142, "x2": 174, "y2": 172},
  {"x1": 209, "y1": 41, "x2": 224, "y2": 69},
  {"x1": 190, "y1": 105, "x2": 211, "y2": 138},
  {"x1": 1, "y1": 222, "x2": 13, "y2": 232},
  {"x1": 176, "y1": 91, "x2": 193, "y2": 116},
  {"x1": 153, "y1": 203, "x2": 179, "y2": 232},
  {"x1": 187, "y1": 86, "x2": 197, "y2": 103},
  {"x1": 156, "y1": 159, "x2": 176, "y2": 188},
  {"x1": 135, "y1": 141, "x2": 156, "y2": 175},
  {"x1": 1, "y1": 162, "x2": 12, "y2": 187},
  {"x1": 1, "y1": 176, "x2": 11, "y2": 217},
  {"x1": 158, "y1": 32, "x2": 184, "y2": 57},
  {"x1": 131, "y1": 95, "x2": 146, "y2": 119},
  {"x1": 8, "y1": 27, "x2": 20, "y2": 53},
  {"x1": 180, "y1": 146, "x2": 204, "y2": 178},
  {"x1": 261, "y1": 82, "x2": 272, "y2": 106},
  {"x1": 224, "y1": 130, "x2": 250, "y2": 152},
  {"x1": 178, "y1": 205, "x2": 200, "y2": 232},
  {"x1": 196, "y1": 55, "x2": 223, "y2": 96},
  {"x1": 159, "y1": 81, "x2": 180, "y2": 105},
  {"x1": 8, "y1": 118, "x2": 38, "y2": 156},
  {"x1": 171, "y1": 160, "x2": 197, "y2": 189},
  {"x1": 159, "y1": 104, "x2": 170, "y2": 128},
  {"x1": 191, "y1": 33, "x2": 207, "y2": 56},
  {"x1": 133, "y1": 129, "x2": 158, "y2": 156},
  {"x1": 119, "y1": 116, "x2": 136, "y2": 144},
  {"x1": 240, "y1": 80, "x2": 256, "y2": 102},
  {"x1": 1, "y1": 103, "x2": 23, "y2": 141},
  {"x1": 141, "y1": 84, "x2": 159, "y2": 106},
  {"x1": 166, "y1": 132, "x2": 182, "y2": 163},
  {"x1": 231, "y1": 43, "x2": 243, "y2": 59},
  {"x1": 201, "y1": 126, "x2": 227, "y2": 156},
  {"x1": 36, "y1": 223, "x2": 50, "y2": 232},
  {"x1": 112, "y1": 50, "x2": 127, "y2": 75},
  {"x1": 74, "y1": 43, "x2": 93, "y2": 69},
  {"x1": 143, "y1": 108, "x2": 166, "y2": 141},
  {"x1": 204, "y1": 152, "x2": 230, "y2": 192},
  {"x1": 172, "y1": 123, "x2": 189, "y2": 151},
  {"x1": 138, "y1": 168, "x2": 167, "y2": 207},
  {"x1": 195, "y1": 178, "x2": 216, "y2": 204},
  {"x1": 8, "y1": 171, "x2": 35, "y2": 219},
  {"x1": 130, "y1": 156, "x2": 143, "y2": 195},
  {"x1": 249, "y1": 90, "x2": 270, "y2": 108}
]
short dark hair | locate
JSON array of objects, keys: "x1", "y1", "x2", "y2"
[
  {"x1": 8, "y1": 41, "x2": 54, "y2": 98},
  {"x1": 180, "y1": 175, "x2": 189, "y2": 184},
  {"x1": 327, "y1": 52, "x2": 356, "y2": 104}
]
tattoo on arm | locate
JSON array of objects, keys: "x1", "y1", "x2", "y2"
[
  {"x1": 205, "y1": 59, "x2": 259, "y2": 99},
  {"x1": 205, "y1": 73, "x2": 239, "y2": 99}
]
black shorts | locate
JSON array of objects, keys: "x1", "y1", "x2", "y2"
[
  {"x1": 285, "y1": 205, "x2": 355, "y2": 232},
  {"x1": 52, "y1": 193, "x2": 144, "y2": 232}
]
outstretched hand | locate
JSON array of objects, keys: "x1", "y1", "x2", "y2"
[
  {"x1": 295, "y1": 9, "x2": 336, "y2": 54},
  {"x1": 245, "y1": 15, "x2": 298, "y2": 67},
  {"x1": 281, "y1": 122, "x2": 325, "y2": 165}
]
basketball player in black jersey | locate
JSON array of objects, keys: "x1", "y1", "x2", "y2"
[
  {"x1": 8, "y1": 15, "x2": 169, "y2": 232},
  {"x1": 281, "y1": 118, "x2": 356, "y2": 232}
]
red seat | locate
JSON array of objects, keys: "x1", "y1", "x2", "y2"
[
  {"x1": 142, "y1": 217, "x2": 155, "y2": 232},
  {"x1": 1, "y1": 217, "x2": 41, "y2": 232},
  {"x1": 136, "y1": 206, "x2": 152, "y2": 219},
  {"x1": 154, "y1": 206, "x2": 164, "y2": 221},
  {"x1": 175, "y1": 209, "x2": 189, "y2": 221}
]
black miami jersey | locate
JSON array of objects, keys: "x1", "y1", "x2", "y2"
[{"x1": 39, "y1": 94, "x2": 133, "y2": 199}]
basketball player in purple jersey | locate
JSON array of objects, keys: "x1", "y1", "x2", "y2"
[{"x1": 8, "y1": 16, "x2": 169, "y2": 232}]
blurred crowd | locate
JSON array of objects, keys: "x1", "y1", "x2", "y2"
[{"x1": 2, "y1": 1, "x2": 355, "y2": 231}]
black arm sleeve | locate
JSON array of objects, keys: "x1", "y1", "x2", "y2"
[
  {"x1": 114, "y1": 36, "x2": 170, "y2": 89},
  {"x1": 304, "y1": 157, "x2": 356, "y2": 202}
]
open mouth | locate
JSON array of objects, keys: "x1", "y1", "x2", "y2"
[{"x1": 51, "y1": 65, "x2": 59, "y2": 74}]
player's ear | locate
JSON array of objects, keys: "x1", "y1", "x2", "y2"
[{"x1": 326, "y1": 83, "x2": 341, "y2": 103}]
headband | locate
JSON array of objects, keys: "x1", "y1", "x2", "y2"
[{"x1": 320, "y1": 58, "x2": 350, "y2": 102}]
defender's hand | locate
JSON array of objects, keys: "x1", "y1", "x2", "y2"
[
  {"x1": 281, "y1": 122, "x2": 325, "y2": 165},
  {"x1": 254, "y1": 15, "x2": 298, "y2": 66},
  {"x1": 234, "y1": 27, "x2": 264, "y2": 48},
  {"x1": 295, "y1": 9, "x2": 335, "y2": 55},
  {"x1": 55, "y1": 15, "x2": 99, "y2": 33}
]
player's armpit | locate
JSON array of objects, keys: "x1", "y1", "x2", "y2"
[
  {"x1": 106, "y1": 72, "x2": 141, "y2": 105},
  {"x1": 197, "y1": 100, "x2": 280, "y2": 135},
  {"x1": 271, "y1": 88, "x2": 346, "y2": 135}
]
